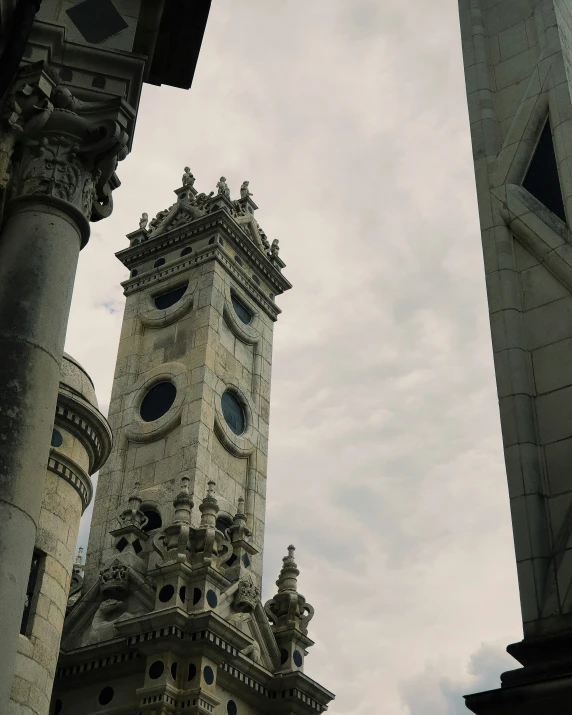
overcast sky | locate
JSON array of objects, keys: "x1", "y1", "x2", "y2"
[{"x1": 67, "y1": 2, "x2": 523, "y2": 713}]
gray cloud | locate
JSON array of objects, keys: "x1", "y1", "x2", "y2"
[{"x1": 70, "y1": 1, "x2": 524, "y2": 713}]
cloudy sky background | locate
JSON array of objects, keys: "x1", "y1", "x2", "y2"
[{"x1": 67, "y1": 1, "x2": 524, "y2": 713}]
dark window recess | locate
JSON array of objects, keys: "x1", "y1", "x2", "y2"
[
  {"x1": 116, "y1": 537, "x2": 128, "y2": 553},
  {"x1": 234, "y1": 255, "x2": 243, "y2": 266},
  {"x1": 206, "y1": 589, "x2": 218, "y2": 608},
  {"x1": 221, "y1": 391, "x2": 245, "y2": 435},
  {"x1": 227, "y1": 701, "x2": 238, "y2": 715},
  {"x1": 54, "y1": 700, "x2": 63, "y2": 715},
  {"x1": 188, "y1": 663, "x2": 197, "y2": 681},
  {"x1": 140, "y1": 381, "x2": 176, "y2": 422},
  {"x1": 159, "y1": 584, "x2": 175, "y2": 603},
  {"x1": 216, "y1": 514, "x2": 232, "y2": 535},
  {"x1": 142, "y1": 509, "x2": 162, "y2": 532},
  {"x1": 231, "y1": 295, "x2": 252, "y2": 325},
  {"x1": 523, "y1": 118, "x2": 567, "y2": 223},
  {"x1": 203, "y1": 666, "x2": 215, "y2": 685},
  {"x1": 154, "y1": 285, "x2": 187, "y2": 310},
  {"x1": 251, "y1": 274, "x2": 260, "y2": 286},
  {"x1": 193, "y1": 587, "x2": 202, "y2": 604},
  {"x1": 171, "y1": 662, "x2": 178, "y2": 680},
  {"x1": 92, "y1": 75, "x2": 106, "y2": 89},
  {"x1": 51, "y1": 429, "x2": 63, "y2": 448},
  {"x1": 218, "y1": 237, "x2": 224, "y2": 245},
  {"x1": 280, "y1": 649, "x2": 289, "y2": 665},
  {"x1": 98, "y1": 687, "x2": 114, "y2": 706},
  {"x1": 133, "y1": 539, "x2": 142, "y2": 554},
  {"x1": 179, "y1": 586, "x2": 186, "y2": 603},
  {"x1": 20, "y1": 553, "x2": 41, "y2": 634},
  {"x1": 242, "y1": 553, "x2": 250, "y2": 568},
  {"x1": 66, "y1": 0, "x2": 128, "y2": 44},
  {"x1": 154, "y1": 258, "x2": 166, "y2": 268},
  {"x1": 181, "y1": 247, "x2": 192, "y2": 257},
  {"x1": 131, "y1": 269, "x2": 138, "y2": 278},
  {"x1": 225, "y1": 553, "x2": 237, "y2": 567},
  {"x1": 293, "y1": 650, "x2": 303, "y2": 667},
  {"x1": 59, "y1": 67, "x2": 73, "y2": 81},
  {"x1": 149, "y1": 660, "x2": 165, "y2": 680},
  {"x1": 208, "y1": 237, "x2": 216, "y2": 245}
]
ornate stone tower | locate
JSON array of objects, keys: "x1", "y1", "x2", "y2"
[
  {"x1": 458, "y1": 0, "x2": 572, "y2": 711},
  {"x1": 52, "y1": 171, "x2": 334, "y2": 715}
]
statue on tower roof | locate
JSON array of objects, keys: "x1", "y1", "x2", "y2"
[
  {"x1": 216, "y1": 176, "x2": 230, "y2": 198},
  {"x1": 240, "y1": 180, "x2": 252, "y2": 199},
  {"x1": 182, "y1": 166, "x2": 195, "y2": 188}
]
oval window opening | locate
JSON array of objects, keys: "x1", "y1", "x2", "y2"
[
  {"x1": 231, "y1": 296, "x2": 252, "y2": 325},
  {"x1": 142, "y1": 509, "x2": 162, "y2": 532},
  {"x1": 154, "y1": 258, "x2": 165, "y2": 268},
  {"x1": 51, "y1": 429, "x2": 63, "y2": 448},
  {"x1": 221, "y1": 391, "x2": 245, "y2": 436},
  {"x1": 154, "y1": 285, "x2": 187, "y2": 310},
  {"x1": 181, "y1": 247, "x2": 192, "y2": 257},
  {"x1": 140, "y1": 382, "x2": 177, "y2": 422}
]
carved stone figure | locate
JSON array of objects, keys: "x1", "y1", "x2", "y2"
[
  {"x1": 182, "y1": 166, "x2": 195, "y2": 187},
  {"x1": 233, "y1": 576, "x2": 260, "y2": 614},
  {"x1": 241, "y1": 641, "x2": 262, "y2": 664},
  {"x1": 270, "y1": 239, "x2": 280, "y2": 258},
  {"x1": 216, "y1": 176, "x2": 230, "y2": 198},
  {"x1": 240, "y1": 180, "x2": 252, "y2": 199},
  {"x1": 139, "y1": 212, "x2": 148, "y2": 230},
  {"x1": 81, "y1": 598, "x2": 129, "y2": 646}
]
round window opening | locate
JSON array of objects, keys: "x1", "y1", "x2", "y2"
[
  {"x1": 142, "y1": 509, "x2": 162, "y2": 532},
  {"x1": 221, "y1": 391, "x2": 245, "y2": 436},
  {"x1": 231, "y1": 295, "x2": 252, "y2": 325},
  {"x1": 140, "y1": 381, "x2": 177, "y2": 422},
  {"x1": 98, "y1": 687, "x2": 114, "y2": 705}
]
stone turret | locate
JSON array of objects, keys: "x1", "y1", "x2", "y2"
[{"x1": 10, "y1": 354, "x2": 111, "y2": 715}]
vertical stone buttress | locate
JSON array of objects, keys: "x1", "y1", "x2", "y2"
[
  {"x1": 53, "y1": 173, "x2": 334, "y2": 715},
  {"x1": 458, "y1": 0, "x2": 572, "y2": 711},
  {"x1": 10, "y1": 355, "x2": 111, "y2": 715}
]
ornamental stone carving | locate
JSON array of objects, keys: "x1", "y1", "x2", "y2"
[
  {"x1": 240, "y1": 180, "x2": 252, "y2": 199},
  {"x1": 6, "y1": 63, "x2": 132, "y2": 243},
  {"x1": 264, "y1": 546, "x2": 314, "y2": 635},
  {"x1": 182, "y1": 166, "x2": 195, "y2": 187},
  {"x1": 216, "y1": 176, "x2": 230, "y2": 198},
  {"x1": 233, "y1": 576, "x2": 260, "y2": 614}
]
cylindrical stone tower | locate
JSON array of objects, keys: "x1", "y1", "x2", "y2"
[{"x1": 9, "y1": 354, "x2": 112, "y2": 715}]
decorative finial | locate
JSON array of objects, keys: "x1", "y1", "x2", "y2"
[
  {"x1": 199, "y1": 480, "x2": 219, "y2": 527},
  {"x1": 216, "y1": 176, "x2": 230, "y2": 198},
  {"x1": 182, "y1": 166, "x2": 195, "y2": 188},
  {"x1": 139, "y1": 212, "x2": 148, "y2": 230},
  {"x1": 173, "y1": 475, "x2": 193, "y2": 523},
  {"x1": 240, "y1": 180, "x2": 252, "y2": 199}
]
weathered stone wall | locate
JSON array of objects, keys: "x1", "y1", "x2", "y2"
[
  {"x1": 85, "y1": 228, "x2": 278, "y2": 592},
  {"x1": 10, "y1": 473, "x2": 82, "y2": 715},
  {"x1": 459, "y1": 0, "x2": 572, "y2": 638}
]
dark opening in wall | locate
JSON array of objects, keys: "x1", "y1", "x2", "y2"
[
  {"x1": 51, "y1": 429, "x2": 63, "y2": 448},
  {"x1": 154, "y1": 258, "x2": 166, "y2": 268},
  {"x1": 523, "y1": 118, "x2": 567, "y2": 223},
  {"x1": 181, "y1": 247, "x2": 192, "y2": 257},
  {"x1": 142, "y1": 509, "x2": 162, "y2": 532},
  {"x1": 154, "y1": 285, "x2": 187, "y2": 310},
  {"x1": 140, "y1": 381, "x2": 176, "y2": 422},
  {"x1": 221, "y1": 391, "x2": 245, "y2": 435},
  {"x1": 231, "y1": 295, "x2": 252, "y2": 324},
  {"x1": 20, "y1": 552, "x2": 41, "y2": 635},
  {"x1": 98, "y1": 687, "x2": 114, "y2": 705}
]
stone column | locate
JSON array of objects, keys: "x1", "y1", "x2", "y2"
[{"x1": 0, "y1": 63, "x2": 129, "y2": 710}]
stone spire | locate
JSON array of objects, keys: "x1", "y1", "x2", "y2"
[{"x1": 264, "y1": 546, "x2": 315, "y2": 673}]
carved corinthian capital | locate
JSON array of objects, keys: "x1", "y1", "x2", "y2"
[{"x1": 5, "y1": 62, "x2": 133, "y2": 245}]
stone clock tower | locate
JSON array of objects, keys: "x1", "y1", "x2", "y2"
[{"x1": 51, "y1": 171, "x2": 334, "y2": 715}]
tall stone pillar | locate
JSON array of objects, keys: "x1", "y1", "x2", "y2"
[
  {"x1": 457, "y1": 0, "x2": 572, "y2": 711},
  {"x1": 0, "y1": 63, "x2": 129, "y2": 710}
]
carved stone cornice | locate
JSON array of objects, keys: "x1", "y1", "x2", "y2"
[{"x1": 4, "y1": 62, "x2": 133, "y2": 245}]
